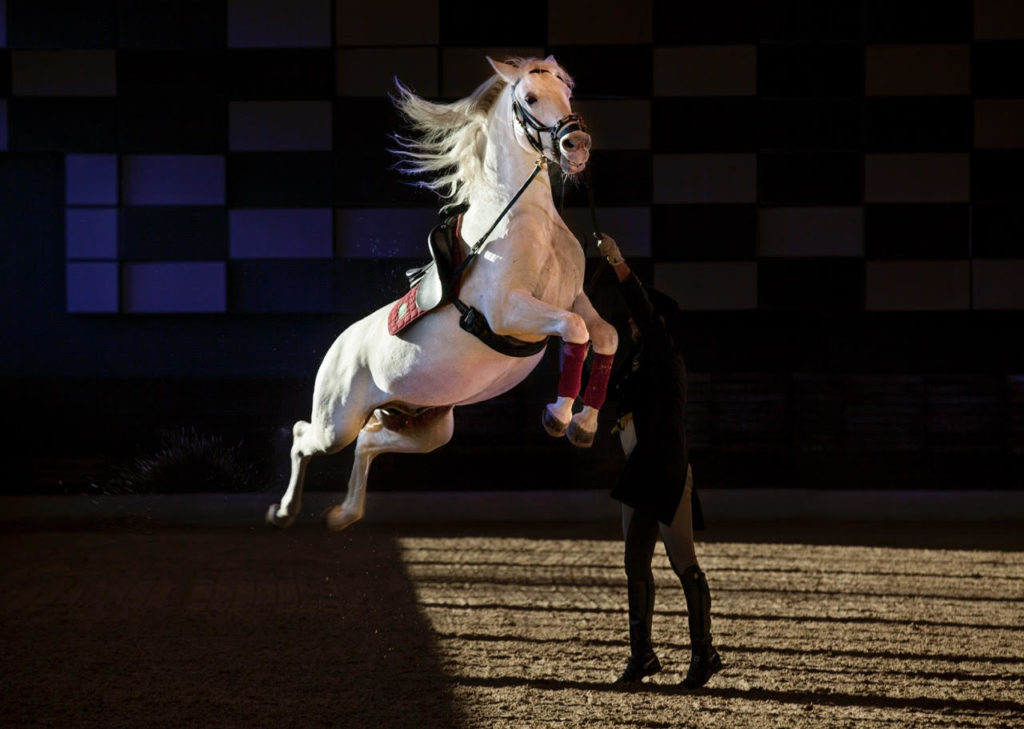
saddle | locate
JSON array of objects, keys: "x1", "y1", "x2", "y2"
[
  {"x1": 387, "y1": 217, "x2": 463, "y2": 336},
  {"x1": 386, "y1": 214, "x2": 549, "y2": 358},
  {"x1": 405, "y1": 216, "x2": 462, "y2": 313}
]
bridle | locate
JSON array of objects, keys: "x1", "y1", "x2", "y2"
[
  {"x1": 509, "y1": 76, "x2": 602, "y2": 259},
  {"x1": 510, "y1": 81, "x2": 587, "y2": 163},
  {"x1": 509, "y1": 77, "x2": 607, "y2": 283}
]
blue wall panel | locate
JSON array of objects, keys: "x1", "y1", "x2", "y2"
[
  {"x1": 65, "y1": 154, "x2": 117, "y2": 205},
  {"x1": 66, "y1": 208, "x2": 117, "y2": 259},
  {"x1": 122, "y1": 262, "x2": 226, "y2": 313},
  {"x1": 66, "y1": 262, "x2": 118, "y2": 313},
  {"x1": 229, "y1": 208, "x2": 333, "y2": 259},
  {"x1": 122, "y1": 155, "x2": 225, "y2": 206}
]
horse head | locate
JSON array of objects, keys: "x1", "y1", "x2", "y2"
[{"x1": 487, "y1": 56, "x2": 591, "y2": 176}]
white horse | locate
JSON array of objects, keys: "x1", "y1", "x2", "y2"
[{"x1": 266, "y1": 56, "x2": 618, "y2": 531}]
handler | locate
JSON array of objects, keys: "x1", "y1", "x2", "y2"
[{"x1": 594, "y1": 234, "x2": 723, "y2": 689}]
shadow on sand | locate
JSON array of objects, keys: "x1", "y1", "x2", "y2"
[{"x1": 0, "y1": 525, "x2": 460, "y2": 729}]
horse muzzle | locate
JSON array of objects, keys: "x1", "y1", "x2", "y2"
[
  {"x1": 512, "y1": 97, "x2": 591, "y2": 173},
  {"x1": 558, "y1": 130, "x2": 591, "y2": 175}
]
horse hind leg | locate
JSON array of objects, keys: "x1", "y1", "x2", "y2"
[
  {"x1": 267, "y1": 399, "x2": 368, "y2": 528},
  {"x1": 325, "y1": 405, "x2": 455, "y2": 531},
  {"x1": 266, "y1": 419, "x2": 320, "y2": 528}
]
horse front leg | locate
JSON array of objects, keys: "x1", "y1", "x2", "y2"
[
  {"x1": 486, "y1": 289, "x2": 610, "y2": 446},
  {"x1": 563, "y1": 291, "x2": 618, "y2": 447}
]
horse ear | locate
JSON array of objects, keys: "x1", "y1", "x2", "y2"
[{"x1": 487, "y1": 56, "x2": 520, "y2": 84}]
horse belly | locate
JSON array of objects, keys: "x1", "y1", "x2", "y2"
[
  {"x1": 364, "y1": 304, "x2": 542, "y2": 407},
  {"x1": 456, "y1": 355, "x2": 543, "y2": 405}
]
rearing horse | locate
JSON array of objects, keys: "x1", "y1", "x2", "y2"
[{"x1": 266, "y1": 56, "x2": 618, "y2": 531}]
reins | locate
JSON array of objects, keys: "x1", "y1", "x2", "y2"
[
  {"x1": 448, "y1": 157, "x2": 547, "y2": 289},
  {"x1": 450, "y1": 152, "x2": 602, "y2": 294}
]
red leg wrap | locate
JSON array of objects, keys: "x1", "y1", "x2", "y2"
[
  {"x1": 583, "y1": 352, "x2": 614, "y2": 409},
  {"x1": 557, "y1": 341, "x2": 590, "y2": 399}
]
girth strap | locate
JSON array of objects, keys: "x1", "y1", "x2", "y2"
[{"x1": 453, "y1": 300, "x2": 548, "y2": 358}]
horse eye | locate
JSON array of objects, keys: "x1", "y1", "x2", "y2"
[{"x1": 525, "y1": 94, "x2": 538, "y2": 105}]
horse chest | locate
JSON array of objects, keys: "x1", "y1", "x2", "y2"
[{"x1": 535, "y1": 230, "x2": 585, "y2": 296}]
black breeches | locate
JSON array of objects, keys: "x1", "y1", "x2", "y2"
[{"x1": 621, "y1": 465, "x2": 698, "y2": 580}]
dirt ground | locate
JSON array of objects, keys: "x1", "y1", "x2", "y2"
[{"x1": 1, "y1": 517, "x2": 1022, "y2": 729}]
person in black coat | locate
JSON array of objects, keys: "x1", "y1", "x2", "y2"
[{"x1": 594, "y1": 234, "x2": 723, "y2": 689}]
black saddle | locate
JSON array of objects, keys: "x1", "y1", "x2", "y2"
[
  {"x1": 404, "y1": 214, "x2": 548, "y2": 358},
  {"x1": 405, "y1": 216, "x2": 460, "y2": 313}
]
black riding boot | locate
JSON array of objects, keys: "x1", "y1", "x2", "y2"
[
  {"x1": 680, "y1": 565, "x2": 722, "y2": 689},
  {"x1": 614, "y1": 578, "x2": 662, "y2": 684}
]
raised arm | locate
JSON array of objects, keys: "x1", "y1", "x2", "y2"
[{"x1": 597, "y1": 235, "x2": 656, "y2": 327}]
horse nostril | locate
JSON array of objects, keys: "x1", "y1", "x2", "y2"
[{"x1": 561, "y1": 132, "x2": 591, "y2": 157}]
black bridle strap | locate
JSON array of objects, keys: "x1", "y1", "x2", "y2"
[
  {"x1": 512, "y1": 99, "x2": 547, "y2": 156},
  {"x1": 510, "y1": 88, "x2": 586, "y2": 162},
  {"x1": 515, "y1": 100, "x2": 585, "y2": 140}
]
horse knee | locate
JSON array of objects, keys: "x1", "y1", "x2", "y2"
[
  {"x1": 589, "y1": 318, "x2": 618, "y2": 355},
  {"x1": 561, "y1": 312, "x2": 589, "y2": 344}
]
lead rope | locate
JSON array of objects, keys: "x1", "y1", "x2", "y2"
[
  {"x1": 583, "y1": 162, "x2": 607, "y2": 292},
  {"x1": 554, "y1": 162, "x2": 601, "y2": 255},
  {"x1": 554, "y1": 162, "x2": 604, "y2": 291}
]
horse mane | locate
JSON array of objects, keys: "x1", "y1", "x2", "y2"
[
  {"x1": 389, "y1": 71, "x2": 509, "y2": 210},
  {"x1": 391, "y1": 57, "x2": 574, "y2": 211}
]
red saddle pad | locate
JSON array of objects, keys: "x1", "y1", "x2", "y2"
[{"x1": 387, "y1": 286, "x2": 427, "y2": 336}]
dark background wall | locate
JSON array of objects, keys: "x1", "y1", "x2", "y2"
[{"x1": 1, "y1": 0, "x2": 1022, "y2": 494}]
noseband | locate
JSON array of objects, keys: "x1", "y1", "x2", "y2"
[{"x1": 511, "y1": 85, "x2": 586, "y2": 162}]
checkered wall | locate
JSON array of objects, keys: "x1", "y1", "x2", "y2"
[{"x1": 2, "y1": 0, "x2": 1023, "y2": 359}]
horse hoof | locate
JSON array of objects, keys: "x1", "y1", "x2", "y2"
[
  {"x1": 542, "y1": 406, "x2": 568, "y2": 437},
  {"x1": 324, "y1": 505, "x2": 361, "y2": 532},
  {"x1": 266, "y1": 504, "x2": 297, "y2": 529},
  {"x1": 566, "y1": 420, "x2": 595, "y2": 448}
]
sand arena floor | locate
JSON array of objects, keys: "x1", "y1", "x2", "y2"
[{"x1": 1, "y1": 518, "x2": 1022, "y2": 729}]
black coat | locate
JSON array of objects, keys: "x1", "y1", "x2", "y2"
[{"x1": 608, "y1": 273, "x2": 703, "y2": 528}]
